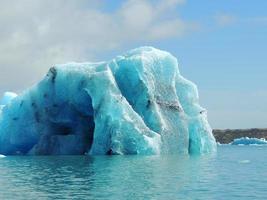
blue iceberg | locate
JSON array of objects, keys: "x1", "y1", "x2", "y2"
[
  {"x1": 0, "y1": 47, "x2": 216, "y2": 155},
  {"x1": 231, "y1": 137, "x2": 267, "y2": 145}
]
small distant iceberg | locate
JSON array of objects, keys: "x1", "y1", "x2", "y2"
[
  {"x1": 216, "y1": 142, "x2": 227, "y2": 146},
  {"x1": 0, "y1": 154, "x2": 5, "y2": 158},
  {"x1": 231, "y1": 137, "x2": 267, "y2": 145}
]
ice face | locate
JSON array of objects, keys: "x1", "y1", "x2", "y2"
[
  {"x1": 0, "y1": 92, "x2": 17, "y2": 106},
  {"x1": 0, "y1": 92, "x2": 17, "y2": 116},
  {"x1": 0, "y1": 47, "x2": 216, "y2": 155}
]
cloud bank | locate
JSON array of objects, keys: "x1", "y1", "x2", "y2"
[{"x1": 0, "y1": 0, "x2": 193, "y2": 93}]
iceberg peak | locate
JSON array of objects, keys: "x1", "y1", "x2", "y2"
[{"x1": 0, "y1": 92, "x2": 17, "y2": 106}]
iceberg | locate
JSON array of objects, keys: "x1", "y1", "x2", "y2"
[
  {"x1": 0, "y1": 47, "x2": 216, "y2": 155},
  {"x1": 231, "y1": 137, "x2": 267, "y2": 145}
]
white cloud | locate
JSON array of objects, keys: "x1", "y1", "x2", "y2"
[{"x1": 0, "y1": 0, "x2": 194, "y2": 94}]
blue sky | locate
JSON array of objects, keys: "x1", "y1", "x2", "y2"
[{"x1": 0, "y1": 0, "x2": 266, "y2": 129}]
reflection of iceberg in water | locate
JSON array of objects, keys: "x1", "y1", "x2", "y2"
[
  {"x1": 0, "y1": 155, "x2": 218, "y2": 199},
  {"x1": 0, "y1": 47, "x2": 216, "y2": 155}
]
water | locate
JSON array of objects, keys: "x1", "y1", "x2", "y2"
[{"x1": 0, "y1": 146, "x2": 266, "y2": 199}]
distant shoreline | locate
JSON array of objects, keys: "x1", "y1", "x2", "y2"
[{"x1": 213, "y1": 128, "x2": 267, "y2": 144}]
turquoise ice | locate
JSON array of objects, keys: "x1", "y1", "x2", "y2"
[
  {"x1": 0, "y1": 47, "x2": 216, "y2": 155},
  {"x1": 0, "y1": 92, "x2": 17, "y2": 106},
  {"x1": 231, "y1": 137, "x2": 267, "y2": 145}
]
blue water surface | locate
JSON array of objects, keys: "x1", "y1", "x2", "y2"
[{"x1": 0, "y1": 146, "x2": 266, "y2": 199}]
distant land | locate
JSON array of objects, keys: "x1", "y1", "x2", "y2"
[{"x1": 213, "y1": 129, "x2": 267, "y2": 144}]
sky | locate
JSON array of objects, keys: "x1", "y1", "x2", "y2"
[{"x1": 0, "y1": 0, "x2": 266, "y2": 129}]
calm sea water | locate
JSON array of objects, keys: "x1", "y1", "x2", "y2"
[{"x1": 0, "y1": 146, "x2": 266, "y2": 200}]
